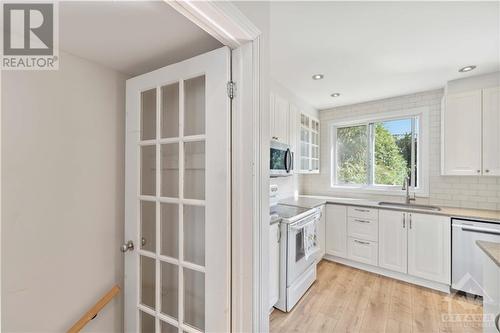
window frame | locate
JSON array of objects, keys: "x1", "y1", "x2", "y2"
[{"x1": 330, "y1": 107, "x2": 430, "y2": 197}]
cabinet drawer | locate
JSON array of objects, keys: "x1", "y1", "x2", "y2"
[
  {"x1": 347, "y1": 237, "x2": 378, "y2": 266},
  {"x1": 348, "y1": 217, "x2": 378, "y2": 242},
  {"x1": 348, "y1": 206, "x2": 378, "y2": 220}
]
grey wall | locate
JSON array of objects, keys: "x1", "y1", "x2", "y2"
[
  {"x1": 301, "y1": 88, "x2": 500, "y2": 210},
  {"x1": 2, "y1": 51, "x2": 127, "y2": 332}
]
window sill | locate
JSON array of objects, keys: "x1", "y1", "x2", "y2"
[{"x1": 330, "y1": 185, "x2": 429, "y2": 198}]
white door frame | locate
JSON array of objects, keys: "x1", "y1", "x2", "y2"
[{"x1": 165, "y1": 1, "x2": 267, "y2": 332}]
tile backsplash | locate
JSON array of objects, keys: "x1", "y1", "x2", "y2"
[{"x1": 300, "y1": 89, "x2": 500, "y2": 211}]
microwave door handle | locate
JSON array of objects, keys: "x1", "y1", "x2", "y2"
[{"x1": 285, "y1": 148, "x2": 292, "y2": 173}]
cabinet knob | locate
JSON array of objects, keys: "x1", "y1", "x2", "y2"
[
  {"x1": 477, "y1": 170, "x2": 481, "y2": 173},
  {"x1": 485, "y1": 169, "x2": 490, "y2": 173}
]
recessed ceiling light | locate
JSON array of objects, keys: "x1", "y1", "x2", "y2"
[
  {"x1": 312, "y1": 74, "x2": 324, "y2": 80},
  {"x1": 459, "y1": 65, "x2": 476, "y2": 73},
  {"x1": 331, "y1": 93, "x2": 341, "y2": 97}
]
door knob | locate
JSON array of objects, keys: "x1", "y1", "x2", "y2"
[{"x1": 120, "y1": 240, "x2": 134, "y2": 253}]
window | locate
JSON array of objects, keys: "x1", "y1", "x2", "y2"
[{"x1": 332, "y1": 112, "x2": 427, "y2": 193}]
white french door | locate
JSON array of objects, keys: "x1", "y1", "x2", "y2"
[{"x1": 124, "y1": 46, "x2": 231, "y2": 333}]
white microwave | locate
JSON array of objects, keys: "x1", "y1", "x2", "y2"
[{"x1": 270, "y1": 140, "x2": 293, "y2": 177}]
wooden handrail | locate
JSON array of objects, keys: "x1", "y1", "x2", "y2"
[{"x1": 67, "y1": 284, "x2": 121, "y2": 333}]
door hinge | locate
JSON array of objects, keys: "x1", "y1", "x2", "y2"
[{"x1": 227, "y1": 81, "x2": 236, "y2": 99}]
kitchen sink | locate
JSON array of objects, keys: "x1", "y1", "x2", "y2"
[{"x1": 378, "y1": 201, "x2": 442, "y2": 211}]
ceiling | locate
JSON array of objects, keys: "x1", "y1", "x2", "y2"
[
  {"x1": 270, "y1": 2, "x2": 500, "y2": 110},
  {"x1": 60, "y1": 1, "x2": 222, "y2": 76}
]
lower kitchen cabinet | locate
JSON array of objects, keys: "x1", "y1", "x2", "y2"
[
  {"x1": 482, "y1": 249, "x2": 500, "y2": 333},
  {"x1": 325, "y1": 204, "x2": 347, "y2": 258},
  {"x1": 407, "y1": 213, "x2": 451, "y2": 285},
  {"x1": 379, "y1": 210, "x2": 407, "y2": 274},
  {"x1": 325, "y1": 204, "x2": 452, "y2": 288},
  {"x1": 269, "y1": 223, "x2": 280, "y2": 309}
]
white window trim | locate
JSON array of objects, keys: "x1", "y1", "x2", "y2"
[{"x1": 329, "y1": 107, "x2": 430, "y2": 197}]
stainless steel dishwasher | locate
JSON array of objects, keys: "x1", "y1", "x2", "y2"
[{"x1": 452, "y1": 218, "x2": 500, "y2": 296}]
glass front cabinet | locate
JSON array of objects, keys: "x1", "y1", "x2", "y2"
[{"x1": 299, "y1": 113, "x2": 320, "y2": 174}]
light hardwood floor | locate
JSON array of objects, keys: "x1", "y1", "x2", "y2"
[{"x1": 270, "y1": 260, "x2": 483, "y2": 333}]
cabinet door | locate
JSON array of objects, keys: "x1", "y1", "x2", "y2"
[
  {"x1": 378, "y1": 210, "x2": 407, "y2": 273},
  {"x1": 269, "y1": 223, "x2": 280, "y2": 309},
  {"x1": 482, "y1": 251, "x2": 500, "y2": 333},
  {"x1": 483, "y1": 87, "x2": 500, "y2": 176},
  {"x1": 274, "y1": 94, "x2": 289, "y2": 144},
  {"x1": 289, "y1": 104, "x2": 298, "y2": 167},
  {"x1": 408, "y1": 213, "x2": 451, "y2": 284},
  {"x1": 299, "y1": 113, "x2": 311, "y2": 172},
  {"x1": 270, "y1": 93, "x2": 276, "y2": 141},
  {"x1": 442, "y1": 90, "x2": 482, "y2": 175},
  {"x1": 325, "y1": 204, "x2": 347, "y2": 258}
]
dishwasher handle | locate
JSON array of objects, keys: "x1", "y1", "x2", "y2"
[{"x1": 453, "y1": 223, "x2": 500, "y2": 236}]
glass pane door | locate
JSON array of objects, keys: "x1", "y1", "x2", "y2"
[{"x1": 125, "y1": 47, "x2": 230, "y2": 333}]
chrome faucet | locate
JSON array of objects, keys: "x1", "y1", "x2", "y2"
[{"x1": 402, "y1": 176, "x2": 416, "y2": 204}]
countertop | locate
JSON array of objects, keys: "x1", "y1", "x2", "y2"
[
  {"x1": 278, "y1": 195, "x2": 500, "y2": 223},
  {"x1": 477, "y1": 241, "x2": 500, "y2": 268}
]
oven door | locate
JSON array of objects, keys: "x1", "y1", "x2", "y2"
[{"x1": 286, "y1": 212, "x2": 320, "y2": 286}]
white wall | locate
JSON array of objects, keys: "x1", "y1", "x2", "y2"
[
  {"x1": 1, "y1": 51, "x2": 127, "y2": 332},
  {"x1": 301, "y1": 88, "x2": 500, "y2": 210}
]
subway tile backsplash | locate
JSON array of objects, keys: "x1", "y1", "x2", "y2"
[{"x1": 300, "y1": 89, "x2": 500, "y2": 211}]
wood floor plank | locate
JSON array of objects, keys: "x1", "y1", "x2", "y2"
[
  {"x1": 270, "y1": 260, "x2": 483, "y2": 333},
  {"x1": 359, "y1": 275, "x2": 394, "y2": 332}
]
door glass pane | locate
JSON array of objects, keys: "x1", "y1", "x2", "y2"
[
  {"x1": 161, "y1": 143, "x2": 179, "y2": 198},
  {"x1": 141, "y1": 201, "x2": 156, "y2": 253},
  {"x1": 141, "y1": 256, "x2": 156, "y2": 309},
  {"x1": 184, "y1": 268, "x2": 205, "y2": 331},
  {"x1": 140, "y1": 310, "x2": 155, "y2": 333},
  {"x1": 184, "y1": 205, "x2": 205, "y2": 266},
  {"x1": 141, "y1": 89, "x2": 156, "y2": 141},
  {"x1": 161, "y1": 203, "x2": 178, "y2": 259},
  {"x1": 161, "y1": 83, "x2": 179, "y2": 139},
  {"x1": 160, "y1": 321, "x2": 178, "y2": 333},
  {"x1": 336, "y1": 125, "x2": 368, "y2": 185},
  {"x1": 141, "y1": 145, "x2": 156, "y2": 196},
  {"x1": 184, "y1": 76, "x2": 205, "y2": 136},
  {"x1": 161, "y1": 261, "x2": 178, "y2": 319},
  {"x1": 184, "y1": 141, "x2": 205, "y2": 200}
]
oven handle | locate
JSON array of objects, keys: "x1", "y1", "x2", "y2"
[
  {"x1": 290, "y1": 214, "x2": 320, "y2": 230},
  {"x1": 453, "y1": 224, "x2": 500, "y2": 236}
]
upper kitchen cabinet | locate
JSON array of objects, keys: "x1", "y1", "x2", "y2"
[
  {"x1": 483, "y1": 87, "x2": 500, "y2": 175},
  {"x1": 442, "y1": 85, "x2": 500, "y2": 176},
  {"x1": 442, "y1": 90, "x2": 482, "y2": 175},
  {"x1": 270, "y1": 93, "x2": 290, "y2": 144},
  {"x1": 299, "y1": 113, "x2": 320, "y2": 174}
]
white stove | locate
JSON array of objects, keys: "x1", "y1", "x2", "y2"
[{"x1": 269, "y1": 187, "x2": 321, "y2": 312}]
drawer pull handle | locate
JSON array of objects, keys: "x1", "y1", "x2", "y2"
[
  {"x1": 354, "y1": 208, "x2": 369, "y2": 213},
  {"x1": 354, "y1": 240, "x2": 370, "y2": 245},
  {"x1": 355, "y1": 219, "x2": 370, "y2": 224}
]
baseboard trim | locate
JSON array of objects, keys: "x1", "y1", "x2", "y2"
[{"x1": 323, "y1": 254, "x2": 451, "y2": 294}]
